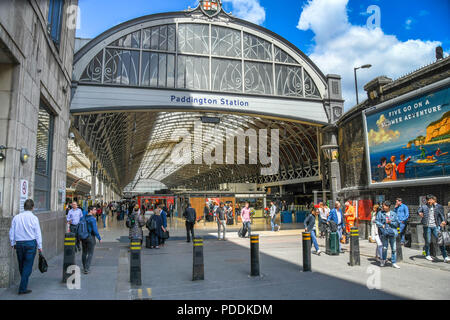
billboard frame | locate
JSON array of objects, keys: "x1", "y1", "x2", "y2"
[{"x1": 362, "y1": 77, "x2": 450, "y2": 189}]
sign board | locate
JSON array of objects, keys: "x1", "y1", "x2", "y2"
[
  {"x1": 363, "y1": 83, "x2": 450, "y2": 187},
  {"x1": 20, "y1": 179, "x2": 29, "y2": 213}
]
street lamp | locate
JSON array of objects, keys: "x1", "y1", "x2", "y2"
[{"x1": 354, "y1": 64, "x2": 372, "y2": 105}]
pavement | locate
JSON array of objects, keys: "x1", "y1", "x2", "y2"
[{"x1": 1, "y1": 216, "x2": 449, "y2": 300}]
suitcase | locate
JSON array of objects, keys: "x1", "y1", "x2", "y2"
[
  {"x1": 328, "y1": 232, "x2": 340, "y2": 255},
  {"x1": 238, "y1": 226, "x2": 247, "y2": 238},
  {"x1": 145, "y1": 235, "x2": 151, "y2": 249}
]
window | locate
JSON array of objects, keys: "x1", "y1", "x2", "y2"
[
  {"x1": 34, "y1": 101, "x2": 54, "y2": 211},
  {"x1": 47, "y1": 0, "x2": 65, "y2": 46}
]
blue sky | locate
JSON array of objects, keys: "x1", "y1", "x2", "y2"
[{"x1": 75, "y1": 0, "x2": 449, "y2": 110}]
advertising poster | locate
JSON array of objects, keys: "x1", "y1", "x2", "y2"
[{"x1": 365, "y1": 86, "x2": 450, "y2": 185}]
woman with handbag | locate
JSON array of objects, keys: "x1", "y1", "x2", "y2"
[{"x1": 375, "y1": 201, "x2": 400, "y2": 269}]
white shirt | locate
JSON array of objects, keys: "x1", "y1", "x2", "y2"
[
  {"x1": 67, "y1": 208, "x2": 83, "y2": 225},
  {"x1": 9, "y1": 211, "x2": 43, "y2": 250}
]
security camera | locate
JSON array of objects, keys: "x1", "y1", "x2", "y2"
[{"x1": 69, "y1": 132, "x2": 75, "y2": 140}]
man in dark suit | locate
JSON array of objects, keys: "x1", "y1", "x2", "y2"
[{"x1": 183, "y1": 203, "x2": 196, "y2": 242}]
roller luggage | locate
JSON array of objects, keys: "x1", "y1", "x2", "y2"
[
  {"x1": 238, "y1": 225, "x2": 247, "y2": 238},
  {"x1": 145, "y1": 235, "x2": 151, "y2": 249},
  {"x1": 327, "y1": 231, "x2": 340, "y2": 255}
]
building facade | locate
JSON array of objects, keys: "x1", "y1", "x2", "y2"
[
  {"x1": 0, "y1": 0, "x2": 78, "y2": 288},
  {"x1": 336, "y1": 55, "x2": 450, "y2": 247}
]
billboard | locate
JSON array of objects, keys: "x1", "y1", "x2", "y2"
[{"x1": 363, "y1": 83, "x2": 450, "y2": 186}]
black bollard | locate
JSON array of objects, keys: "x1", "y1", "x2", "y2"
[
  {"x1": 192, "y1": 237, "x2": 204, "y2": 281},
  {"x1": 349, "y1": 227, "x2": 360, "y2": 266},
  {"x1": 62, "y1": 232, "x2": 76, "y2": 283},
  {"x1": 302, "y1": 232, "x2": 311, "y2": 272},
  {"x1": 130, "y1": 238, "x2": 142, "y2": 286},
  {"x1": 250, "y1": 234, "x2": 260, "y2": 276},
  {"x1": 396, "y1": 227, "x2": 403, "y2": 262}
]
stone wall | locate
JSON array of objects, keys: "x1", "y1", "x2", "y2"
[{"x1": 0, "y1": 0, "x2": 78, "y2": 288}]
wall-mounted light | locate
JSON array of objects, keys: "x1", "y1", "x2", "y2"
[
  {"x1": 20, "y1": 148, "x2": 30, "y2": 164},
  {"x1": 0, "y1": 145, "x2": 6, "y2": 161}
]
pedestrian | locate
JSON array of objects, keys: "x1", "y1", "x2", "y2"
[
  {"x1": 344, "y1": 200, "x2": 356, "y2": 243},
  {"x1": 159, "y1": 205, "x2": 168, "y2": 247},
  {"x1": 376, "y1": 200, "x2": 400, "y2": 268},
  {"x1": 183, "y1": 203, "x2": 196, "y2": 242},
  {"x1": 203, "y1": 203, "x2": 209, "y2": 222},
  {"x1": 304, "y1": 207, "x2": 321, "y2": 255},
  {"x1": 270, "y1": 201, "x2": 280, "y2": 232},
  {"x1": 394, "y1": 198, "x2": 409, "y2": 246},
  {"x1": 9, "y1": 199, "x2": 42, "y2": 295},
  {"x1": 147, "y1": 208, "x2": 164, "y2": 249},
  {"x1": 327, "y1": 201, "x2": 345, "y2": 253},
  {"x1": 418, "y1": 195, "x2": 449, "y2": 263},
  {"x1": 79, "y1": 206, "x2": 102, "y2": 274},
  {"x1": 241, "y1": 202, "x2": 252, "y2": 238},
  {"x1": 318, "y1": 202, "x2": 328, "y2": 238},
  {"x1": 215, "y1": 202, "x2": 227, "y2": 240},
  {"x1": 67, "y1": 201, "x2": 83, "y2": 252},
  {"x1": 235, "y1": 203, "x2": 240, "y2": 224},
  {"x1": 370, "y1": 204, "x2": 383, "y2": 261},
  {"x1": 126, "y1": 204, "x2": 145, "y2": 245}
]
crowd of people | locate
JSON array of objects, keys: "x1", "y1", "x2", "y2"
[{"x1": 7, "y1": 194, "x2": 450, "y2": 295}]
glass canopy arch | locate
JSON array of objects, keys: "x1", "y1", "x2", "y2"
[{"x1": 71, "y1": 12, "x2": 330, "y2": 193}]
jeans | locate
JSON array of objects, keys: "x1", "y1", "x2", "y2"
[
  {"x1": 81, "y1": 236, "x2": 96, "y2": 271},
  {"x1": 243, "y1": 221, "x2": 251, "y2": 237},
  {"x1": 102, "y1": 214, "x2": 107, "y2": 228},
  {"x1": 69, "y1": 224, "x2": 81, "y2": 251},
  {"x1": 150, "y1": 231, "x2": 160, "y2": 247},
  {"x1": 185, "y1": 221, "x2": 195, "y2": 241},
  {"x1": 381, "y1": 235, "x2": 397, "y2": 264},
  {"x1": 399, "y1": 221, "x2": 407, "y2": 244},
  {"x1": 270, "y1": 216, "x2": 279, "y2": 231},
  {"x1": 217, "y1": 220, "x2": 226, "y2": 239},
  {"x1": 424, "y1": 226, "x2": 448, "y2": 258},
  {"x1": 337, "y1": 227, "x2": 343, "y2": 251},
  {"x1": 310, "y1": 230, "x2": 319, "y2": 252},
  {"x1": 15, "y1": 240, "x2": 37, "y2": 293}
]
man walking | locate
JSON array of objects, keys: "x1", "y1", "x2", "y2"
[
  {"x1": 376, "y1": 201, "x2": 400, "y2": 268},
  {"x1": 394, "y1": 198, "x2": 409, "y2": 245},
  {"x1": 270, "y1": 201, "x2": 280, "y2": 232},
  {"x1": 9, "y1": 199, "x2": 42, "y2": 295},
  {"x1": 327, "y1": 201, "x2": 345, "y2": 253},
  {"x1": 67, "y1": 201, "x2": 83, "y2": 252},
  {"x1": 241, "y1": 202, "x2": 252, "y2": 238},
  {"x1": 183, "y1": 203, "x2": 196, "y2": 242},
  {"x1": 418, "y1": 195, "x2": 449, "y2": 262},
  {"x1": 216, "y1": 202, "x2": 227, "y2": 240},
  {"x1": 80, "y1": 206, "x2": 102, "y2": 274}
]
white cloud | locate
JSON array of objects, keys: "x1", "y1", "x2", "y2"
[
  {"x1": 405, "y1": 18, "x2": 413, "y2": 30},
  {"x1": 223, "y1": 0, "x2": 266, "y2": 25},
  {"x1": 297, "y1": 0, "x2": 442, "y2": 111}
]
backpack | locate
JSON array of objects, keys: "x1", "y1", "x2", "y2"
[
  {"x1": 146, "y1": 217, "x2": 157, "y2": 231},
  {"x1": 126, "y1": 214, "x2": 136, "y2": 228},
  {"x1": 77, "y1": 216, "x2": 91, "y2": 240}
]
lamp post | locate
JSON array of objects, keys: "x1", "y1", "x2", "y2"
[{"x1": 354, "y1": 64, "x2": 372, "y2": 105}]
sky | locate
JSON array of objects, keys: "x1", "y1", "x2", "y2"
[{"x1": 75, "y1": 0, "x2": 450, "y2": 111}]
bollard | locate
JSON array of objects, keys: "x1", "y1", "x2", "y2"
[
  {"x1": 302, "y1": 232, "x2": 312, "y2": 272},
  {"x1": 250, "y1": 234, "x2": 260, "y2": 276},
  {"x1": 62, "y1": 232, "x2": 76, "y2": 283},
  {"x1": 130, "y1": 238, "x2": 142, "y2": 286},
  {"x1": 349, "y1": 227, "x2": 360, "y2": 266},
  {"x1": 396, "y1": 227, "x2": 403, "y2": 262},
  {"x1": 192, "y1": 237, "x2": 204, "y2": 281}
]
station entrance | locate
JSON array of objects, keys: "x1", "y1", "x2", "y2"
[{"x1": 68, "y1": 5, "x2": 344, "y2": 231}]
